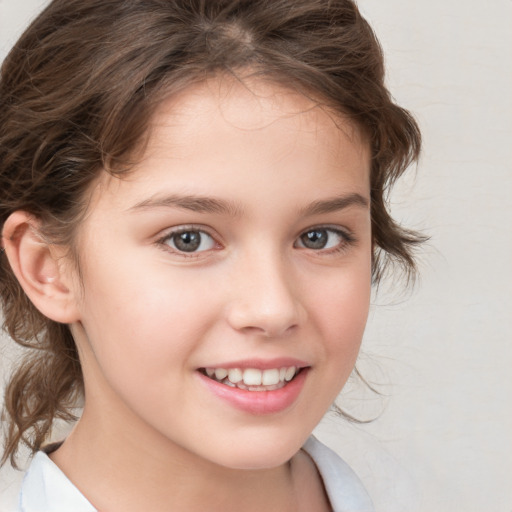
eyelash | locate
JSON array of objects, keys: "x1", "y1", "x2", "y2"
[
  {"x1": 156, "y1": 226, "x2": 220, "y2": 259},
  {"x1": 156, "y1": 225, "x2": 356, "y2": 258},
  {"x1": 294, "y1": 226, "x2": 356, "y2": 255}
]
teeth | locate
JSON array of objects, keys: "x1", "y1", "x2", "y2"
[
  {"x1": 284, "y1": 367, "x2": 296, "y2": 382},
  {"x1": 243, "y1": 368, "x2": 262, "y2": 386},
  {"x1": 214, "y1": 368, "x2": 228, "y2": 380},
  {"x1": 262, "y1": 368, "x2": 280, "y2": 386},
  {"x1": 228, "y1": 368, "x2": 243, "y2": 383},
  {"x1": 204, "y1": 366, "x2": 300, "y2": 389}
]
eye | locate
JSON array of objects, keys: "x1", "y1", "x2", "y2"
[
  {"x1": 295, "y1": 227, "x2": 350, "y2": 251},
  {"x1": 162, "y1": 229, "x2": 216, "y2": 253}
]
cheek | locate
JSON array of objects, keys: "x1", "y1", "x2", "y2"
[
  {"x1": 290, "y1": 260, "x2": 371, "y2": 434},
  {"x1": 76, "y1": 258, "x2": 221, "y2": 385},
  {"x1": 307, "y1": 260, "x2": 371, "y2": 361}
]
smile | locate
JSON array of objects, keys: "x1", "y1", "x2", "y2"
[
  {"x1": 201, "y1": 366, "x2": 300, "y2": 391},
  {"x1": 197, "y1": 362, "x2": 309, "y2": 415}
]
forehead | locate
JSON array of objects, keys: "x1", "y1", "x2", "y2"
[
  {"x1": 88, "y1": 75, "x2": 370, "y2": 209},
  {"x1": 149, "y1": 75, "x2": 368, "y2": 160}
]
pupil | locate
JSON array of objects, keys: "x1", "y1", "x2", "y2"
[
  {"x1": 174, "y1": 231, "x2": 201, "y2": 252},
  {"x1": 302, "y1": 229, "x2": 327, "y2": 249}
]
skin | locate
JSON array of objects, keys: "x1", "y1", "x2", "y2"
[{"x1": 4, "y1": 76, "x2": 372, "y2": 511}]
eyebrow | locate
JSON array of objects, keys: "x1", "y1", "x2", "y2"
[
  {"x1": 300, "y1": 193, "x2": 369, "y2": 216},
  {"x1": 128, "y1": 194, "x2": 243, "y2": 216},
  {"x1": 128, "y1": 192, "x2": 369, "y2": 217}
]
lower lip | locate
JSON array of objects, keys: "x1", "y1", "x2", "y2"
[{"x1": 198, "y1": 369, "x2": 309, "y2": 415}]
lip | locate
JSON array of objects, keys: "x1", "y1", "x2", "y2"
[
  {"x1": 199, "y1": 357, "x2": 309, "y2": 370},
  {"x1": 197, "y1": 365, "x2": 309, "y2": 415}
]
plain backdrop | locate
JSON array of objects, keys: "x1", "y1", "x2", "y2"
[{"x1": 0, "y1": 1, "x2": 511, "y2": 511}]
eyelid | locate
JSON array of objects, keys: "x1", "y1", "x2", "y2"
[
  {"x1": 155, "y1": 224, "x2": 222, "y2": 257},
  {"x1": 294, "y1": 225, "x2": 356, "y2": 252},
  {"x1": 154, "y1": 223, "x2": 356, "y2": 258}
]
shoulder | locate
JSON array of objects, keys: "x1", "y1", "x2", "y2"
[
  {"x1": 17, "y1": 451, "x2": 95, "y2": 512},
  {"x1": 302, "y1": 436, "x2": 375, "y2": 512}
]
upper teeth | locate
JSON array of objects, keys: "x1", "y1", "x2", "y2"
[{"x1": 205, "y1": 366, "x2": 298, "y2": 387}]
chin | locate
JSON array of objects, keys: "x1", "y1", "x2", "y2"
[
  {"x1": 219, "y1": 452, "x2": 294, "y2": 471},
  {"x1": 206, "y1": 432, "x2": 307, "y2": 471}
]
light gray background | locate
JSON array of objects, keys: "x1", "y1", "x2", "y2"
[{"x1": 1, "y1": 1, "x2": 511, "y2": 511}]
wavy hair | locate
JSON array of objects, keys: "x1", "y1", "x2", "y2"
[{"x1": 0, "y1": 0, "x2": 423, "y2": 467}]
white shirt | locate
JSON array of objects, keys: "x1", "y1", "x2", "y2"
[{"x1": 17, "y1": 436, "x2": 375, "y2": 512}]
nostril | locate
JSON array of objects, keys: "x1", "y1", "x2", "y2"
[{"x1": 237, "y1": 322, "x2": 298, "y2": 338}]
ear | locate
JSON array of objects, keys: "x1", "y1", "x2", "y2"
[{"x1": 2, "y1": 211, "x2": 80, "y2": 323}]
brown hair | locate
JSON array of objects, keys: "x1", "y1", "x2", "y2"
[{"x1": 0, "y1": 0, "x2": 423, "y2": 467}]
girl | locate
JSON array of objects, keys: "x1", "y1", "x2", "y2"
[{"x1": 0, "y1": 1, "x2": 423, "y2": 510}]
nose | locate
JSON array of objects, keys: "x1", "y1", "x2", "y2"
[{"x1": 225, "y1": 249, "x2": 305, "y2": 338}]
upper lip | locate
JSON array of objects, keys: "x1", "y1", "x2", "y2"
[{"x1": 198, "y1": 357, "x2": 310, "y2": 370}]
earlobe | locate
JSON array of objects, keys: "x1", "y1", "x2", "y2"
[{"x1": 2, "y1": 211, "x2": 80, "y2": 324}]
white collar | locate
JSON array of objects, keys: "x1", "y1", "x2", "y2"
[{"x1": 19, "y1": 451, "x2": 95, "y2": 512}]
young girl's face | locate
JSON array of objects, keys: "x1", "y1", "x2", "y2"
[{"x1": 67, "y1": 77, "x2": 372, "y2": 470}]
